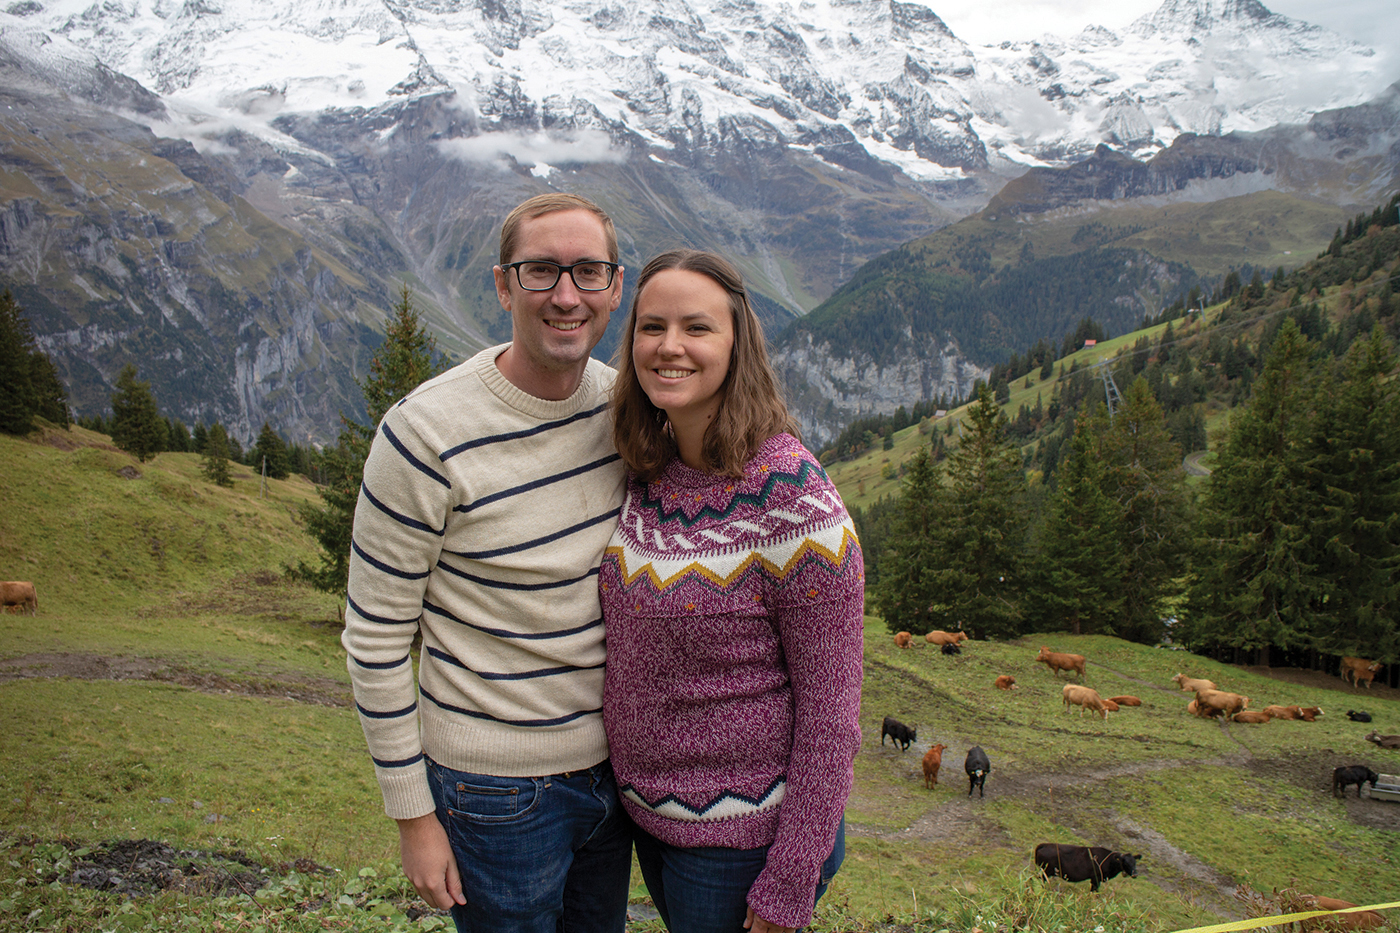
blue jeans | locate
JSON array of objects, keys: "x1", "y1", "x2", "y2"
[
  {"x1": 425, "y1": 757, "x2": 632, "y2": 933},
  {"x1": 633, "y1": 819, "x2": 845, "y2": 933}
]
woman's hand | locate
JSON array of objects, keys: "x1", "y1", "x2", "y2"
[
  {"x1": 396, "y1": 814, "x2": 466, "y2": 910},
  {"x1": 744, "y1": 906, "x2": 796, "y2": 933}
]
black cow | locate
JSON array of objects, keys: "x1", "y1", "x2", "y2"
[
  {"x1": 1034, "y1": 844, "x2": 1141, "y2": 892},
  {"x1": 1347, "y1": 710, "x2": 1373, "y2": 723},
  {"x1": 942, "y1": 643, "x2": 962, "y2": 655},
  {"x1": 965, "y1": 746, "x2": 991, "y2": 797},
  {"x1": 881, "y1": 716, "x2": 916, "y2": 751},
  {"x1": 1332, "y1": 765, "x2": 1380, "y2": 798}
]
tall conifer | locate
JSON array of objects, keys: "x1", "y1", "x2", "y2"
[{"x1": 110, "y1": 364, "x2": 167, "y2": 462}]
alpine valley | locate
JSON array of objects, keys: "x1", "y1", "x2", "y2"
[{"x1": 1, "y1": 0, "x2": 1396, "y2": 445}]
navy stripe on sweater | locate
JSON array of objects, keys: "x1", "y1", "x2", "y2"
[
  {"x1": 352, "y1": 540, "x2": 433, "y2": 582},
  {"x1": 349, "y1": 651, "x2": 412, "y2": 671},
  {"x1": 346, "y1": 595, "x2": 421, "y2": 626},
  {"x1": 371, "y1": 751, "x2": 424, "y2": 770},
  {"x1": 448, "y1": 507, "x2": 621, "y2": 560},
  {"x1": 423, "y1": 598, "x2": 603, "y2": 639},
  {"x1": 440, "y1": 402, "x2": 610, "y2": 461},
  {"x1": 421, "y1": 684, "x2": 601, "y2": 728},
  {"x1": 382, "y1": 423, "x2": 451, "y2": 488},
  {"x1": 357, "y1": 700, "x2": 417, "y2": 720},
  {"x1": 433, "y1": 562, "x2": 601, "y2": 592},
  {"x1": 456, "y1": 453, "x2": 622, "y2": 514},
  {"x1": 359, "y1": 483, "x2": 445, "y2": 536},
  {"x1": 425, "y1": 645, "x2": 602, "y2": 680}
]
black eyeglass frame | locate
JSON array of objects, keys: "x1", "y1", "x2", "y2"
[{"x1": 501, "y1": 260, "x2": 621, "y2": 292}]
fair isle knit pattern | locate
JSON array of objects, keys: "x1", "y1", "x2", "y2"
[
  {"x1": 343, "y1": 345, "x2": 626, "y2": 821},
  {"x1": 601, "y1": 433, "x2": 865, "y2": 929}
]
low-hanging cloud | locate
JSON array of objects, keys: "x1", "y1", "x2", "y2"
[{"x1": 436, "y1": 128, "x2": 628, "y2": 168}]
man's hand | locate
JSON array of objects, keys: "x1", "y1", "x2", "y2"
[
  {"x1": 396, "y1": 814, "x2": 466, "y2": 910},
  {"x1": 744, "y1": 906, "x2": 796, "y2": 933}
]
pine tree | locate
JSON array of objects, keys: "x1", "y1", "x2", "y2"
[
  {"x1": 293, "y1": 284, "x2": 449, "y2": 596},
  {"x1": 251, "y1": 421, "x2": 290, "y2": 480},
  {"x1": 917, "y1": 385, "x2": 1029, "y2": 639},
  {"x1": 1301, "y1": 326, "x2": 1400, "y2": 659},
  {"x1": 0, "y1": 292, "x2": 37, "y2": 434},
  {"x1": 872, "y1": 446, "x2": 945, "y2": 634},
  {"x1": 202, "y1": 423, "x2": 234, "y2": 487},
  {"x1": 1187, "y1": 319, "x2": 1318, "y2": 655},
  {"x1": 192, "y1": 421, "x2": 209, "y2": 453},
  {"x1": 1031, "y1": 402, "x2": 1124, "y2": 635},
  {"x1": 1099, "y1": 377, "x2": 1190, "y2": 644},
  {"x1": 110, "y1": 364, "x2": 167, "y2": 462}
]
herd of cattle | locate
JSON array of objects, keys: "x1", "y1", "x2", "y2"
[
  {"x1": 1, "y1": 580, "x2": 37, "y2": 614},
  {"x1": 880, "y1": 631, "x2": 1398, "y2": 914}
]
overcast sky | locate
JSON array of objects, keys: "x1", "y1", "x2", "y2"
[{"x1": 937, "y1": 0, "x2": 1400, "y2": 80}]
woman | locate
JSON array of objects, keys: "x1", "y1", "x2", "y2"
[{"x1": 600, "y1": 249, "x2": 865, "y2": 933}]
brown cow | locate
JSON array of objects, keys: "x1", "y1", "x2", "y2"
[
  {"x1": 1187, "y1": 698, "x2": 1219, "y2": 718},
  {"x1": 1196, "y1": 689, "x2": 1250, "y2": 716},
  {"x1": 1365, "y1": 731, "x2": 1400, "y2": 749},
  {"x1": 1296, "y1": 706, "x2": 1324, "y2": 722},
  {"x1": 1263, "y1": 704, "x2": 1300, "y2": 720},
  {"x1": 1341, "y1": 657, "x2": 1383, "y2": 689},
  {"x1": 1, "y1": 581, "x2": 37, "y2": 615},
  {"x1": 1233, "y1": 710, "x2": 1271, "y2": 724},
  {"x1": 994, "y1": 675, "x2": 1019, "y2": 691},
  {"x1": 894, "y1": 631, "x2": 913, "y2": 649},
  {"x1": 1299, "y1": 896, "x2": 1386, "y2": 931},
  {"x1": 1063, "y1": 684, "x2": 1108, "y2": 720},
  {"x1": 922, "y1": 743, "x2": 948, "y2": 789},
  {"x1": 1107, "y1": 695, "x2": 1141, "y2": 707},
  {"x1": 1100, "y1": 698, "x2": 1120, "y2": 713},
  {"x1": 1172, "y1": 673, "x2": 1216, "y2": 693},
  {"x1": 926, "y1": 630, "x2": 968, "y2": 647},
  {"x1": 1037, "y1": 647, "x2": 1086, "y2": 679}
]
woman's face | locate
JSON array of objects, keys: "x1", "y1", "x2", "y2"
[{"x1": 632, "y1": 268, "x2": 735, "y2": 431}]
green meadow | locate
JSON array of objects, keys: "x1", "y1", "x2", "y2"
[{"x1": 1, "y1": 426, "x2": 1397, "y2": 932}]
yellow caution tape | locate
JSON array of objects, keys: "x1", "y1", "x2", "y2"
[{"x1": 1171, "y1": 901, "x2": 1400, "y2": 933}]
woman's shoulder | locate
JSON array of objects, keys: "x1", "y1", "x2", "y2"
[{"x1": 745, "y1": 433, "x2": 830, "y2": 489}]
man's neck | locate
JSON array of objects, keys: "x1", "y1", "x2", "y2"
[{"x1": 493, "y1": 345, "x2": 587, "y2": 401}]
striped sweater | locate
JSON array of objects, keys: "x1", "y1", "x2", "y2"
[
  {"x1": 600, "y1": 433, "x2": 864, "y2": 929},
  {"x1": 342, "y1": 345, "x2": 626, "y2": 821}
]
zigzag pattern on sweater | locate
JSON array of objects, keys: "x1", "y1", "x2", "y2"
[
  {"x1": 620, "y1": 775, "x2": 787, "y2": 823},
  {"x1": 606, "y1": 523, "x2": 859, "y2": 593},
  {"x1": 633, "y1": 455, "x2": 832, "y2": 528}
]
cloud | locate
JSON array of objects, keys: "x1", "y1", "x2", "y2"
[{"x1": 436, "y1": 128, "x2": 628, "y2": 168}]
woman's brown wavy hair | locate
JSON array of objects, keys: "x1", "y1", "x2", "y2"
[{"x1": 611, "y1": 249, "x2": 800, "y2": 483}]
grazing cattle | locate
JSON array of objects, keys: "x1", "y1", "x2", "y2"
[
  {"x1": 1233, "y1": 710, "x2": 1271, "y2": 724},
  {"x1": 1172, "y1": 673, "x2": 1216, "y2": 693},
  {"x1": 1063, "y1": 684, "x2": 1109, "y2": 720},
  {"x1": 881, "y1": 716, "x2": 917, "y2": 751},
  {"x1": 922, "y1": 743, "x2": 947, "y2": 788},
  {"x1": 1033, "y1": 844, "x2": 1141, "y2": 892},
  {"x1": 1341, "y1": 657, "x2": 1383, "y2": 689},
  {"x1": 1347, "y1": 710, "x2": 1373, "y2": 723},
  {"x1": 965, "y1": 746, "x2": 991, "y2": 797},
  {"x1": 941, "y1": 642, "x2": 961, "y2": 656},
  {"x1": 1100, "y1": 698, "x2": 1120, "y2": 713},
  {"x1": 1332, "y1": 765, "x2": 1380, "y2": 798},
  {"x1": 1107, "y1": 696, "x2": 1141, "y2": 707},
  {"x1": 1037, "y1": 647, "x2": 1087, "y2": 679},
  {"x1": 994, "y1": 675, "x2": 1019, "y2": 690},
  {"x1": 1188, "y1": 698, "x2": 1221, "y2": 719},
  {"x1": 1300, "y1": 896, "x2": 1387, "y2": 931},
  {"x1": 1365, "y1": 731, "x2": 1400, "y2": 750},
  {"x1": 1195, "y1": 689, "x2": 1250, "y2": 717},
  {"x1": 925, "y1": 630, "x2": 968, "y2": 647},
  {"x1": 894, "y1": 631, "x2": 913, "y2": 649},
  {"x1": 1, "y1": 581, "x2": 37, "y2": 616}
]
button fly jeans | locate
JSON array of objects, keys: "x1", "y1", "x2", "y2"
[{"x1": 425, "y1": 757, "x2": 632, "y2": 933}]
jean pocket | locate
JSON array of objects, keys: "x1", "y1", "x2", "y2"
[{"x1": 446, "y1": 776, "x2": 541, "y2": 824}]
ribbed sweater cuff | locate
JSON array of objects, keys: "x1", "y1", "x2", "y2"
[{"x1": 375, "y1": 761, "x2": 437, "y2": 822}]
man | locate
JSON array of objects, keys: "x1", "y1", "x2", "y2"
[{"x1": 342, "y1": 193, "x2": 629, "y2": 932}]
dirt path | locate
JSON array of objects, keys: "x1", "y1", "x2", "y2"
[{"x1": 0, "y1": 652, "x2": 352, "y2": 708}]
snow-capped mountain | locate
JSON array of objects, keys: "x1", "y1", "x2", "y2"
[
  {"x1": 0, "y1": 0, "x2": 1395, "y2": 445},
  {"x1": 12, "y1": 0, "x2": 1388, "y2": 180}
]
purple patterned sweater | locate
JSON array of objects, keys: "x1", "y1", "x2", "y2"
[{"x1": 600, "y1": 433, "x2": 865, "y2": 929}]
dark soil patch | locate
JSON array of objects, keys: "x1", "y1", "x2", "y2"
[{"x1": 50, "y1": 838, "x2": 285, "y2": 898}]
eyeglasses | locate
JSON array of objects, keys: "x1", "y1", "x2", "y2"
[{"x1": 502, "y1": 260, "x2": 620, "y2": 292}]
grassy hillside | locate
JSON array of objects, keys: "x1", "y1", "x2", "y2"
[{"x1": 2, "y1": 427, "x2": 1398, "y2": 931}]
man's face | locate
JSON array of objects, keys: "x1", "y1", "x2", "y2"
[{"x1": 493, "y1": 209, "x2": 622, "y2": 399}]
